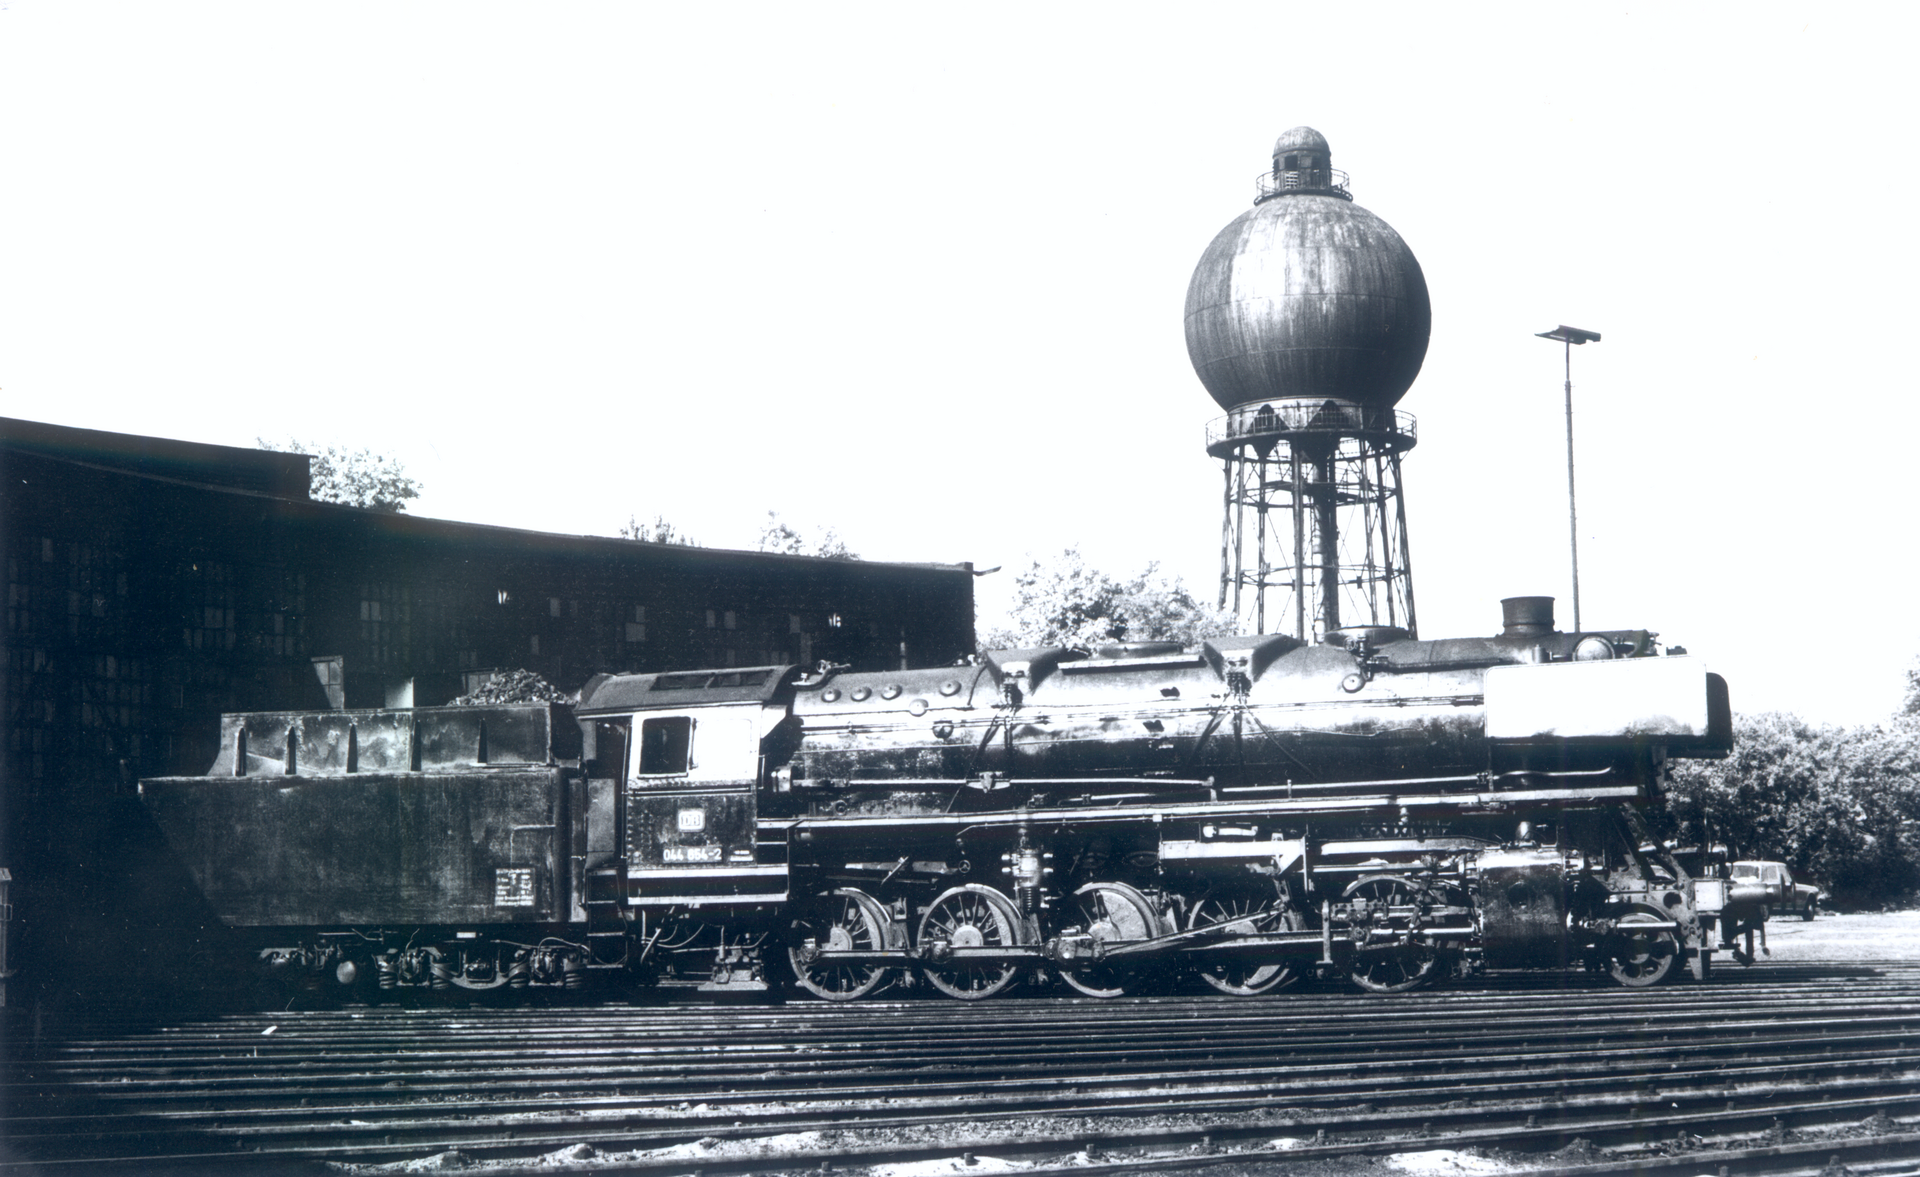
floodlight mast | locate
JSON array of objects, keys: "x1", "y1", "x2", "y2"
[{"x1": 1534, "y1": 325, "x2": 1601, "y2": 632}]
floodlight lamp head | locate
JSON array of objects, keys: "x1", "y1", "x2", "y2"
[{"x1": 1536, "y1": 325, "x2": 1601, "y2": 345}]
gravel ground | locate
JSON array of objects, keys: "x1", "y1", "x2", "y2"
[{"x1": 1744, "y1": 907, "x2": 1920, "y2": 961}]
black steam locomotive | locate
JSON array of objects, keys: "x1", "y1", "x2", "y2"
[{"x1": 140, "y1": 597, "x2": 1736, "y2": 1001}]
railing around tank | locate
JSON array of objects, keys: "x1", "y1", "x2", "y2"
[
  {"x1": 1205, "y1": 402, "x2": 1416, "y2": 456},
  {"x1": 1255, "y1": 167, "x2": 1352, "y2": 203}
]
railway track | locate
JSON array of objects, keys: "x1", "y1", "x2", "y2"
[{"x1": 5, "y1": 959, "x2": 1920, "y2": 1176}]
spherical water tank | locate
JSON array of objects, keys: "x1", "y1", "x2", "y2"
[{"x1": 1185, "y1": 129, "x2": 1431, "y2": 413}]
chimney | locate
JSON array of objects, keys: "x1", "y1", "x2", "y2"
[{"x1": 1500, "y1": 597, "x2": 1556, "y2": 637}]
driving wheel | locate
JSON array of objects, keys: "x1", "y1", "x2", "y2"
[
  {"x1": 789, "y1": 888, "x2": 893, "y2": 1001},
  {"x1": 1189, "y1": 893, "x2": 1302, "y2": 996},
  {"x1": 1058, "y1": 881, "x2": 1166, "y2": 998},
  {"x1": 1342, "y1": 874, "x2": 1448, "y2": 993},
  {"x1": 918, "y1": 884, "x2": 1025, "y2": 1000}
]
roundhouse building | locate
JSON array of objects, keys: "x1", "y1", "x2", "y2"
[{"x1": 0, "y1": 416, "x2": 974, "y2": 1003}]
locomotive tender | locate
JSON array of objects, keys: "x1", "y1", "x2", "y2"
[{"x1": 140, "y1": 596, "x2": 1734, "y2": 1001}]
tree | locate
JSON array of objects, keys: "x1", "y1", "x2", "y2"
[
  {"x1": 258, "y1": 438, "x2": 421, "y2": 512},
  {"x1": 983, "y1": 549, "x2": 1234, "y2": 651},
  {"x1": 758, "y1": 511, "x2": 856, "y2": 560},
  {"x1": 1663, "y1": 711, "x2": 1920, "y2": 908},
  {"x1": 619, "y1": 514, "x2": 699, "y2": 546}
]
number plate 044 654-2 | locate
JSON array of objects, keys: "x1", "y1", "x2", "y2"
[{"x1": 661, "y1": 845, "x2": 722, "y2": 863}]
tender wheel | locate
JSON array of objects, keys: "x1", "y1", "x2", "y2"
[
  {"x1": 789, "y1": 888, "x2": 894, "y2": 1002},
  {"x1": 1608, "y1": 906, "x2": 1679, "y2": 987},
  {"x1": 448, "y1": 945, "x2": 512, "y2": 993},
  {"x1": 1342, "y1": 875, "x2": 1449, "y2": 994},
  {"x1": 918, "y1": 884, "x2": 1024, "y2": 1000},
  {"x1": 1058, "y1": 882, "x2": 1166, "y2": 998},
  {"x1": 1189, "y1": 893, "x2": 1302, "y2": 996}
]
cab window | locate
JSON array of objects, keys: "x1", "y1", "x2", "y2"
[{"x1": 637, "y1": 717, "x2": 693, "y2": 775}]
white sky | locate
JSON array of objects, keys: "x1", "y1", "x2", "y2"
[{"x1": 3, "y1": 4, "x2": 1916, "y2": 727}]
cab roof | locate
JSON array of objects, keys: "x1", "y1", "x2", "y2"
[{"x1": 575, "y1": 665, "x2": 798, "y2": 715}]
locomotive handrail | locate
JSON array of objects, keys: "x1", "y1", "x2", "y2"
[
  {"x1": 1214, "y1": 768, "x2": 1618, "y2": 804},
  {"x1": 800, "y1": 776, "x2": 1219, "y2": 791},
  {"x1": 969, "y1": 776, "x2": 1215, "y2": 789},
  {"x1": 779, "y1": 776, "x2": 1643, "y2": 835},
  {"x1": 812, "y1": 767, "x2": 1610, "y2": 798}
]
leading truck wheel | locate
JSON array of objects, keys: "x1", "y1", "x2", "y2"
[
  {"x1": 1342, "y1": 875, "x2": 1448, "y2": 994},
  {"x1": 789, "y1": 888, "x2": 894, "y2": 1002},
  {"x1": 1607, "y1": 906, "x2": 1679, "y2": 987},
  {"x1": 918, "y1": 884, "x2": 1024, "y2": 1000}
]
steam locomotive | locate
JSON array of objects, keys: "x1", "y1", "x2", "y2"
[{"x1": 140, "y1": 597, "x2": 1738, "y2": 1001}]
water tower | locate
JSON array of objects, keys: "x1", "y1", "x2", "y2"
[{"x1": 1186, "y1": 128, "x2": 1430, "y2": 641}]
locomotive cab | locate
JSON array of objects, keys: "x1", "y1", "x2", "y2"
[{"x1": 576, "y1": 666, "x2": 800, "y2": 912}]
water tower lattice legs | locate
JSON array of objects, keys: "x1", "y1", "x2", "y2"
[{"x1": 1218, "y1": 437, "x2": 1417, "y2": 642}]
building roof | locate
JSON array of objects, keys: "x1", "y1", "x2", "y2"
[
  {"x1": 0, "y1": 416, "x2": 312, "y2": 500},
  {"x1": 1, "y1": 415, "x2": 975, "y2": 578}
]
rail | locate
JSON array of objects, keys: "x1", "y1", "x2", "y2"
[{"x1": 14, "y1": 967, "x2": 1920, "y2": 1174}]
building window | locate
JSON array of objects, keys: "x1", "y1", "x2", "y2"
[
  {"x1": 186, "y1": 562, "x2": 235, "y2": 651},
  {"x1": 8, "y1": 581, "x2": 29, "y2": 635},
  {"x1": 723, "y1": 610, "x2": 737, "y2": 630},
  {"x1": 530, "y1": 634, "x2": 541, "y2": 655},
  {"x1": 549, "y1": 597, "x2": 562, "y2": 618},
  {"x1": 625, "y1": 604, "x2": 647, "y2": 644},
  {"x1": 705, "y1": 608, "x2": 717, "y2": 629},
  {"x1": 359, "y1": 581, "x2": 410, "y2": 667}
]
